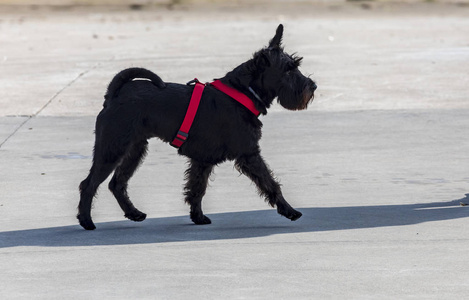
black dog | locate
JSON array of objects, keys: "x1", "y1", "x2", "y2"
[{"x1": 78, "y1": 24, "x2": 317, "y2": 230}]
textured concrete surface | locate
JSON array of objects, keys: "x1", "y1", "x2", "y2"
[{"x1": 1, "y1": 2, "x2": 468, "y2": 299}]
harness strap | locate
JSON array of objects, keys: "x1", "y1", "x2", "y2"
[
  {"x1": 171, "y1": 78, "x2": 260, "y2": 149},
  {"x1": 170, "y1": 79, "x2": 205, "y2": 148},
  {"x1": 210, "y1": 80, "x2": 261, "y2": 116}
]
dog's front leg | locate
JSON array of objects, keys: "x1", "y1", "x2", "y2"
[
  {"x1": 235, "y1": 153, "x2": 302, "y2": 221},
  {"x1": 184, "y1": 159, "x2": 214, "y2": 225}
]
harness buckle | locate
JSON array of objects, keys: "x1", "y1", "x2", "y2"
[
  {"x1": 170, "y1": 131, "x2": 189, "y2": 148},
  {"x1": 186, "y1": 78, "x2": 200, "y2": 86}
]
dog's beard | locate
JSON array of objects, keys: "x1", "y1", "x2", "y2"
[{"x1": 277, "y1": 78, "x2": 315, "y2": 111}]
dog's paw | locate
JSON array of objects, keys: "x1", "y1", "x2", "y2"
[
  {"x1": 191, "y1": 214, "x2": 212, "y2": 225},
  {"x1": 125, "y1": 210, "x2": 147, "y2": 222},
  {"x1": 77, "y1": 214, "x2": 96, "y2": 230},
  {"x1": 288, "y1": 210, "x2": 302, "y2": 221},
  {"x1": 277, "y1": 206, "x2": 302, "y2": 222}
]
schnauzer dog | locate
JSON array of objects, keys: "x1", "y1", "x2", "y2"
[{"x1": 78, "y1": 24, "x2": 317, "y2": 230}]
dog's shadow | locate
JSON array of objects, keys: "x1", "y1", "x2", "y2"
[{"x1": 1, "y1": 195, "x2": 468, "y2": 249}]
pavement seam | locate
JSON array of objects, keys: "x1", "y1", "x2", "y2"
[
  {"x1": 0, "y1": 67, "x2": 95, "y2": 149},
  {"x1": 35, "y1": 67, "x2": 96, "y2": 116},
  {"x1": 0, "y1": 117, "x2": 31, "y2": 149}
]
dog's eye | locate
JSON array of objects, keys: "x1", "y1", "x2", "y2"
[{"x1": 285, "y1": 64, "x2": 297, "y2": 74}]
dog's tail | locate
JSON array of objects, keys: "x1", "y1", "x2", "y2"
[{"x1": 104, "y1": 67, "x2": 166, "y2": 104}]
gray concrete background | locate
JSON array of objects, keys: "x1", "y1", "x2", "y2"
[{"x1": 1, "y1": 1, "x2": 469, "y2": 299}]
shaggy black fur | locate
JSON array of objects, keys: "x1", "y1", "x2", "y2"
[{"x1": 78, "y1": 24, "x2": 317, "y2": 230}]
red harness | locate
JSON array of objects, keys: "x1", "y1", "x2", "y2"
[{"x1": 171, "y1": 79, "x2": 261, "y2": 148}]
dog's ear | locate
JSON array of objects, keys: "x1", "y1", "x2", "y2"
[{"x1": 268, "y1": 24, "x2": 283, "y2": 49}]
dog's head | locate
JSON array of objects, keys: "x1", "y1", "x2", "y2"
[{"x1": 249, "y1": 24, "x2": 317, "y2": 111}]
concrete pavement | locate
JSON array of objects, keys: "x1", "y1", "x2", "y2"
[{"x1": 1, "y1": 2, "x2": 469, "y2": 299}]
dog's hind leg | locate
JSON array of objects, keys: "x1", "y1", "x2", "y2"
[
  {"x1": 108, "y1": 140, "x2": 148, "y2": 223},
  {"x1": 78, "y1": 159, "x2": 118, "y2": 230},
  {"x1": 184, "y1": 159, "x2": 214, "y2": 225},
  {"x1": 235, "y1": 153, "x2": 302, "y2": 221}
]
